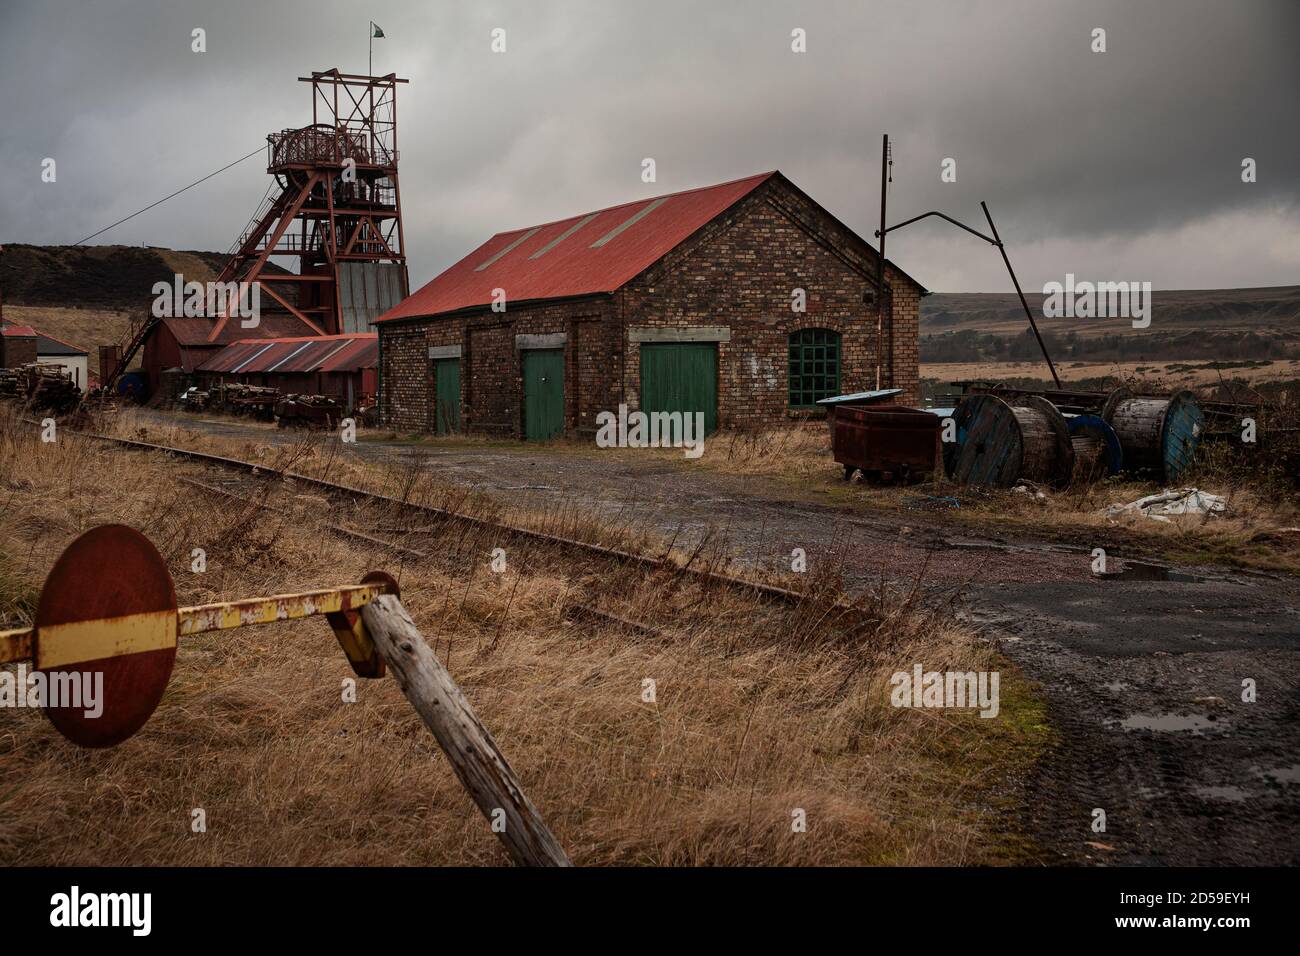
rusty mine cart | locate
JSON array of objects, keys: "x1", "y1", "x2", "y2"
[{"x1": 821, "y1": 393, "x2": 942, "y2": 484}]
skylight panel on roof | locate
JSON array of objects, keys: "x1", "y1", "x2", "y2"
[
  {"x1": 231, "y1": 343, "x2": 277, "y2": 374},
  {"x1": 529, "y1": 213, "x2": 600, "y2": 259},
  {"x1": 474, "y1": 227, "x2": 542, "y2": 271},
  {"x1": 589, "y1": 197, "x2": 669, "y2": 248},
  {"x1": 265, "y1": 341, "x2": 315, "y2": 372},
  {"x1": 314, "y1": 340, "x2": 355, "y2": 369}
]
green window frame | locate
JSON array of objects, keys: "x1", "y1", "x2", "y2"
[{"x1": 788, "y1": 328, "x2": 841, "y2": 408}]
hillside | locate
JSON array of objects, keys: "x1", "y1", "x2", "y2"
[
  {"x1": 4, "y1": 245, "x2": 1297, "y2": 369},
  {"x1": 920, "y1": 286, "x2": 1300, "y2": 364},
  {"x1": 0, "y1": 244, "x2": 232, "y2": 352}
]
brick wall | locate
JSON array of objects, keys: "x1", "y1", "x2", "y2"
[
  {"x1": 379, "y1": 329, "x2": 430, "y2": 431},
  {"x1": 378, "y1": 175, "x2": 923, "y2": 434},
  {"x1": 887, "y1": 280, "x2": 921, "y2": 404},
  {"x1": 379, "y1": 299, "x2": 618, "y2": 435},
  {"x1": 1, "y1": 333, "x2": 38, "y2": 368},
  {"x1": 620, "y1": 176, "x2": 923, "y2": 427}
]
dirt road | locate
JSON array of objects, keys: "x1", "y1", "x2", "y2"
[{"x1": 132, "y1": 412, "x2": 1300, "y2": 865}]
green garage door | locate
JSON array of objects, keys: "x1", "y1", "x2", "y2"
[
  {"x1": 522, "y1": 348, "x2": 565, "y2": 441},
  {"x1": 433, "y1": 357, "x2": 460, "y2": 435},
  {"x1": 640, "y1": 342, "x2": 718, "y2": 442}
]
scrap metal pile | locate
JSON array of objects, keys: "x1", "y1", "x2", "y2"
[
  {"x1": 178, "y1": 383, "x2": 355, "y2": 430},
  {"x1": 275, "y1": 393, "x2": 342, "y2": 429},
  {"x1": 179, "y1": 383, "x2": 279, "y2": 420},
  {"x1": 0, "y1": 363, "x2": 81, "y2": 414}
]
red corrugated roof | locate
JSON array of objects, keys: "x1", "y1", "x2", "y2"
[
  {"x1": 320, "y1": 337, "x2": 379, "y2": 372},
  {"x1": 197, "y1": 333, "x2": 377, "y2": 375},
  {"x1": 1, "y1": 324, "x2": 38, "y2": 337},
  {"x1": 376, "y1": 172, "x2": 777, "y2": 323}
]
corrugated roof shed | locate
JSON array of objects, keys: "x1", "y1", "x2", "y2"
[
  {"x1": 36, "y1": 332, "x2": 88, "y2": 356},
  {"x1": 197, "y1": 333, "x2": 378, "y2": 375},
  {"x1": 376, "y1": 172, "x2": 777, "y2": 322},
  {"x1": 2, "y1": 324, "x2": 86, "y2": 353}
]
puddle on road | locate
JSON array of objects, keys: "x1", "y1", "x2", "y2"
[
  {"x1": 1102, "y1": 681, "x2": 1129, "y2": 693},
  {"x1": 1192, "y1": 785, "x2": 1251, "y2": 802},
  {"x1": 1109, "y1": 713, "x2": 1229, "y2": 734},
  {"x1": 1096, "y1": 561, "x2": 1208, "y2": 583},
  {"x1": 1257, "y1": 764, "x2": 1300, "y2": 785}
]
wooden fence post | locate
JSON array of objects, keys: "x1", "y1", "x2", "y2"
[{"x1": 360, "y1": 595, "x2": 572, "y2": 867}]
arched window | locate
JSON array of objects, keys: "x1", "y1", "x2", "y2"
[{"x1": 788, "y1": 328, "x2": 841, "y2": 407}]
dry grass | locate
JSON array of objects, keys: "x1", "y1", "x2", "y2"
[
  {"x1": 924, "y1": 359, "x2": 1300, "y2": 388},
  {"x1": 3, "y1": 304, "x2": 134, "y2": 353},
  {"x1": 907, "y1": 474, "x2": 1300, "y2": 574},
  {"x1": 0, "y1": 407, "x2": 1044, "y2": 866},
  {"x1": 618, "y1": 420, "x2": 1300, "y2": 575}
]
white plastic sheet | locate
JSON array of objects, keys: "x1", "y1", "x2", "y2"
[{"x1": 1105, "y1": 488, "x2": 1228, "y2": 523}]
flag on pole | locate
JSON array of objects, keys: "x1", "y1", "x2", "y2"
[{"x1": 369, "y1": 22, "x2": 385, "y2": 75}]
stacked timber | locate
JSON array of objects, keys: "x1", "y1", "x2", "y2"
[
  {"x1": 0, "y1": 363, "x2": 81, "y2": 414},
  {"x1": 210, "y1": 382, "x2": 278, "y2": 420}
]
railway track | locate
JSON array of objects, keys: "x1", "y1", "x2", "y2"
[{"x1": 61, "y1": 426, "x2": 836, "y2": 614}]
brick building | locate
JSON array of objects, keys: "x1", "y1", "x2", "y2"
[{"x1": 374, "y1": 171, "x2": 926, "y2": 438}]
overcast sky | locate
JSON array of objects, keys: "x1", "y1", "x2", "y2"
[{"x1": 1, "y1": 0, "x2": 1296, "y2": 292}]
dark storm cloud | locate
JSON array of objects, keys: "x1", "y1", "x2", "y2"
[{"x1": 1, "y1": 0, "x2": 1296, "y2": 291}]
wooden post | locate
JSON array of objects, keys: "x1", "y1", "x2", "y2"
[{"x1": 360, "y1": 595, "x2": 572, "y2": 867}]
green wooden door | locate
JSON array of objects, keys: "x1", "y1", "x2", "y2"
[
  {"x1": 640, "y1": 342, "x2": 718, "y2": 441},
  {"x1": 522, "y1": 349, "x2": 564, "y2": 441},
  {"x1": 433, "y1": 357, "x2": 460, "y2": 434}
]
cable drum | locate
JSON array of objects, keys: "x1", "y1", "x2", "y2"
[
  {"x1": 945, "y1": 394, "x2": 1075, "y2": 488},
  {"x1": 1101, "y1": 388, "x2": 1204, "y2": 482},
  {"x1": 1067, "y1": 414, "x2": 1123, "y2": 482}
]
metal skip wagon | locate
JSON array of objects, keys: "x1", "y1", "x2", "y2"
[{"x1": 821, "y1": 395, "x2": 943, "y2": 483}]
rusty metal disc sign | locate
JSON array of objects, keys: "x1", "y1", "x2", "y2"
[{"x1": 34, "y1": 525, "x2": 178, "y2": 748}]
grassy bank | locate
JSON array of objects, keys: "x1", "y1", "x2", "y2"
[{"x1": 0, "y1": 409, "x2": 1046, "y2": 865}]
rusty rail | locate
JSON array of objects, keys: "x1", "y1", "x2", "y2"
[{"x1": 57, "y1": 426, "x2": 815, "y2": 609}]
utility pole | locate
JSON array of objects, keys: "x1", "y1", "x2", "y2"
[
  {"x1": 874, "y1": 201, "x2": 1062, "y2": 390},
  {"x1": 875, "y1": 134, "x2": 888, "y2": 391}
]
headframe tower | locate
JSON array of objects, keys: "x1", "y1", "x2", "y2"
[{"x1": 210, "y1": 69, "x2": 410, "y2": 340}]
